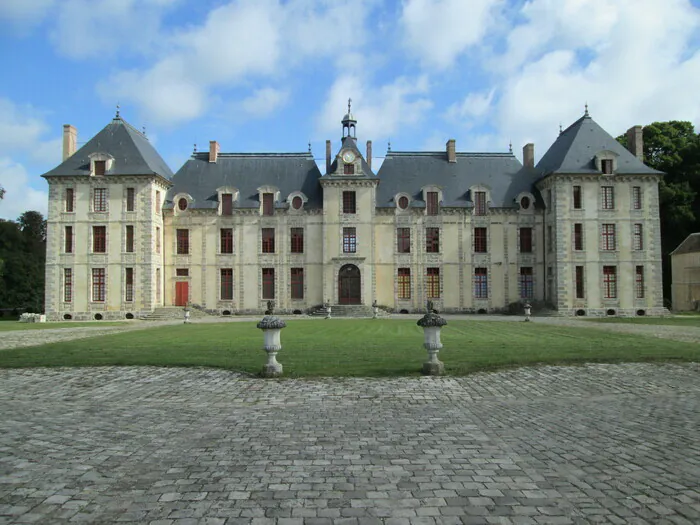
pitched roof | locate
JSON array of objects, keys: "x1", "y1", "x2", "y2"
[
  {"x1": 42, "y1": 117, "x2": 174, "y2": 180},
  {"x1": 167, "y1": 152, "x2": 323, "y2": 209},
  {"x1": 671, "y1": 233, "x2": 700, "y2": 255},
  {"x1": 536, "y1": 114, "x2": 662, "y2": 176},
  {"x1": 327, "y1": 136, "x2": 376, "y2": 177},
  {"x1": 376, "y1": 151, "x2": 540, "y2": 208}
]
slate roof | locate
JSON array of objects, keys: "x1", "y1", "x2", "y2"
[
  {"x1": 327, "y1": 136, "x2": 376, "y2": 177},
  {"x1": 671, "y1": 233, "x2": 700, "y2": 255},
  {"x1": 376, "y1": 151, "x2": 541, "y2": 209},
  {"x1": 536, "y1": 114, "x2": 662, "y2": 176},
  {"x1": 167, "y1": 152, "x2": 323, "y2": 209},
  {"x1": 42, "y1": 117, "x2": 174, "y2": 180}
]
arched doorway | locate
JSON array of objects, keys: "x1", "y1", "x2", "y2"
[{"x1": 338, "y1": 264, "x2": 361, "y2": 304}]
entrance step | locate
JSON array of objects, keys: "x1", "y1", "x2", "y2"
[{"x1": 141, "y1": 307, "x2": 211, "y2": 321}]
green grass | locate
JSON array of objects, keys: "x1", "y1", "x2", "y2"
[
  {"x1": 0, "y1": 319, "x2": 697, "y2": 376},
  {"x1": 0, "y1": 321, "x2": 130, "y2": 332},
  {"x1": 585, "y1": 316, "x2": 700, "y2": 326}
]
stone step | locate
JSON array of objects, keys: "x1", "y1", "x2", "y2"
[{"x1": 141, "y1": 307, "x2": 211, "y2": 321}]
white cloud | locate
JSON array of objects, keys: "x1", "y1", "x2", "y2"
[
  {"x1": 0, "y1": 98, "x2": 60, "y2": 163},
  {"x1": 0, "y1": 0, "x2": 56, "y2": 28},
  {"x1": 447, "y1": 88, "x2": 496, "y2": 120},
  {"x1": 0, "y1": 159, "x2": 48, "y2": 220},
  {"x1": 236, "y1": 88, "x2": 290, "y2": 119}
]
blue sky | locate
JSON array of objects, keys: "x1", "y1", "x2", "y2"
[{"x1": 1, "y1": 0, "x2": 700, "y2": 220}]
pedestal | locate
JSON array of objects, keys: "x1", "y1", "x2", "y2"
[
  {"x1": 257, "y1": 316, "x2": 287, "y2": 377},
  {"x1": 417, "y1": 313, "x2": 447, "y2": 376}
]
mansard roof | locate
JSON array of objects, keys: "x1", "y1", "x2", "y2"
[
  {"x1": 327, "y1": 136, "x2": 376, "y2": 177},
  {"x1": 671, "y1": 233, "x2": 700, "y2": 256},
  {"x1": 167, "y1": 152, "x2": 323, "y2": 209},
  {"x1": 42, "y1": 116, "x2": 174, "y2": 180},
  {"x1": 376, "y1": 151, "x2": 541, "y2": 208},
  {"x1": 536, "y1": 114, "x2": 662, "y2": 176}
]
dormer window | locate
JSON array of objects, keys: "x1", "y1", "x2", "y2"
[
  {"x1": 287, "y1": 192, "x2": 308, "y2": 213},
  {"x1": 344, "y1": 164, "x2": 355, "y2": 175},
  {"x1": 427, "y1": 192, "x2": 439, "y2": 215},
  {"x1": 474, "y1": 191, "x2": 487, "y2": 215},
  {"x1": 173, "y1": 193, "x2": 193, "y2": 215},
  {"x1": 292, "y1": 196, "x2": 303, "y2": 210},
  {"x1": 602, "y1": 159, "x2": 613, "y2": 174},
  {"x1": 256, "y1": 186, "x2": 280, "y2": 216},
  {"x1": 216, "y1": 187, "x2": 239, "y2": 216},
  {"x1": 178, "y1": 198, "x2": 188, "y2": 211},
  {"x1": 594, "y1": 150, "x2": 618, "y2": 174},
  {"x1": 263, "y1": 193, "x2": 274, "y2": 215},
  {"x1": 88, "y1": 152, "x2": 114, "y2": 176},
  {"x1": 516, "y1": 192, "x2": 535, "y2": 214}
]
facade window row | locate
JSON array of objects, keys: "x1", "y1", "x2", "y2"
[
  {"x1": 571, "y1": 185, "x2": 643, "y2": 211},
  {"x1": 574, "y1": 265, "x2": 645, "y2": 300},
  {"x1": 63, "y1": 187, "x2": 140, "y2": 214}
]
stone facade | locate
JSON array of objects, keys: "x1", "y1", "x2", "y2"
[{"x1": 671, "y1": 233, "x2": 700, "y2": 311}]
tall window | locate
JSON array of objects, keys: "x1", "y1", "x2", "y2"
[
  {"x1": 221, "y1": 193, "x2": 233, "y2": 215},
  {"x1": 221, "y1": 269, "x2": 233, "y2": 300},
  {"x1": 519, "y1": 227, "x2": 532, "y2": 253},
  {"x1": 63, "y1": 268, "x2": 72, "y2": 303},
  {"x1": 125, "y1": 225, "x2": 134, "y2": 253},
  {"x1": 93, "y1": 188, "x2": 107, "y2": 212},
  {"x1": 291, "y1": 268, "x2": 304, "y2": 299},
  {"x1": 474, "y1": 191, "x2": 486, "y2": 215},
  {"x1": 93, "y1": 226, "x2": 106, "y2": 253},
  {"x1": 344, "y1": 163, "x2": 355, "y2": 175},
  {"x1": 426, "y1": 191, "x2": 439, "y2": 215},
  {"x1": 291, "y1": 228, "x2": 304, "y2": 253},
  {"x1": 575, "y1": 266, "x2": 584, "y2": 299},
  {"x1": 155, "y1": 191, "x2": 161, "y2": 215},
  {"x1": 426, "y1": 227, "x2": 440, "y2": 253},
  {"x1": 474, "y1": 227, "x2": 487, "y2": 253},
  {"x1": 632, "y1": 186, "x2": 642, "y2": 210},
  {"x1": 519, "y1": 267, "x2": 533, "y2": 299},
  {"x1": 633, "y1": 224, "x2": 643, "y2": 250},
  {"x1": 397, "y1": 228, "x2": 411, "y2": 253},
  {"x1": 156, "y1": 227, "x2": 161, "y2": 254},
  {"x1": 601, "y1": 224, "x2": 616, "y2": 251},
  {"x1": 342, "y1": 191, "x2": 356, "y2": 214},
  {"x1": 262, "y1": 228, "x2": 275, "y2": 253},
  {"x1": 426, "y1": 267, "x2": 440, "y2": 298},
  {"x1": 220, "y1": 228, "x2": 233, "y2": 254},
  {"x1": 126, "y1": 187, "x2": 135, "y2": 212},
  {"x1": 125, "y1": 268, "x2": 134, "y2": 302},
  {"x1": 574, "y1": 223, "x2": 583, "y2": 251},
  {"x1": 262, "y1": 268, "x2": 275, "y2": 299},
  {"x1": 65, "y1": 188, "x2": 74, "y2": 212},
  {"x1": 94, "y1": 160, "x2": 106, "y2": 175},
  {"x1": 92, "y1": 268, "x2": 106, "y2": 302},
  {"x1": 603, "y1": 266, "x2": 617, "y2": 299},
  {"x1": 601, "y1": 159, "x2": 613, "y2": 174},
  {"x1": 573, "y1": 186, "x2": 582, "y2": 209},
  {"x1": 602, "y1": 186, "x2": 615, "y2": 210},
  {"x1": 474, "y1": 267, "x2": 488, "y2": 299},
  {"x1": 343, "y1": 227, "x2": 357, "y2": 253},
  {"x1": 635, "y1": 266, "x2": 645, "y2": 299},
  {"x1": 64, "y1": 226, "x2": 73, "y2": 253},
  {"x1": 262, "y1": 193, "x2": 274, "y2": 216},
  {"x1": 397, "y1": 268, "x2": 411, "y2": 299},
  {"x1": 176, "y1": 229, "x2": 189, "y2": 255}
]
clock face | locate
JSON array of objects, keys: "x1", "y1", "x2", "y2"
[{"x1": 342, "y1": 151, "x2": 356, "y2": 163}]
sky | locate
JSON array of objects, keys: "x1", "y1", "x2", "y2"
[{"x1": 1, "y1": 0, "x2": 700, "y2": 221}]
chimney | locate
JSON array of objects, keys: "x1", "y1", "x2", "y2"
[
  {"x1": 209, "y1": 140, "x2": 219, "y2": 163},
  {"x1": 523, "y1": 143, "x2": 534, "y2": 168},
  {"x1": 62, "y1": 124, "x2": 77, "y2": 161},
  {"x1": 326, "y1": 140, "x2": 331, "y2": 173},
  {"x1": 366, "y1": 140, "x2": 372, "y2": 170},
  {"x1": 626, "y1": 125, "x2": 643, "y2": 161},
  {"x1": 446, "y1": 139, "x2": 456, "y2": 163}
]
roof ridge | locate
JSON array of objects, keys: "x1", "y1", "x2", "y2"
[{"x1": 388, "y1": 151, "x2": 514, "y2": 157}]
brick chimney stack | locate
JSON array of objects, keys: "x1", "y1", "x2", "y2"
[
  {"x1": 326, "y1": 140, "x2": 331, "y2": 174},
  {"x1": 209, "y1": 141, "x2": 219, "y2": 163},
  {"x1": 523, "y1": 143, "x2": 535, "y2": 168},
  {"x1": 63, "y1": 125, "x2": 77, "y2": 161},
  {"x1": 366, "y1": 140, "x2": 372, "y2": 170},
  {"x1": 446, "y1": 139, "x2": 456, "y2": 163},
  {"x1": 626, "y1": 126, "x2": 643, "y2": 161}
]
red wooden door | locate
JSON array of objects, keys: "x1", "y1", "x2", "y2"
[{"x1": 175, "y1": 282, "x2": 188, "y2": 306}]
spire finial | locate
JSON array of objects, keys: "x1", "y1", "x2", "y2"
[
  {"x1": 193, "y1": 143, "x2": 197, "y2": 154},
  {"x1": 509, "y1": 140, "x2": 513, "y2": 153},
  {"x1": 142, "y1": 126, "x2": 146, "y2": 136},
  {"x1": 559, "y1": 122, "x2": 563, "y2": 134},
  {"x1": 115, "y1": 103, "x2": 120, "y2": 118},
  {"x1": 308, "y1": 141, "x2": 312, "y2": 153},
  {"x1": 348, "y1": 97, "x2": 352, "y2": 114},
  {"x1": 388, "y1": 139, "x2": 392, "y2": 152},
  {"x1": 584, "y1": 102, "x2": 589, "y2": 117}
]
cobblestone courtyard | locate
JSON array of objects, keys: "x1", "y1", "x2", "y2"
[{"x1": 1, "y1": 362, "x2": 699, "y2": 524}]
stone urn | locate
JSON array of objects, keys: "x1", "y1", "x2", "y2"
[
  {"x1": 417, "y1": 312, "x2": 447, "y2": 375},
  {"x1": 324, "y1": 301, "x2": 332, "y2": 319},
  {"x1": 256, "y1": 315, "x2": 287, "y2": 377},
  {"x1": 523, "y1": 302, "x2": 532, "y2": 322},
  {"x1": 372, "y1": 300, "x2": 379, "y2": 319}
]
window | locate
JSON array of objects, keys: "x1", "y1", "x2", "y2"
[
  {"x1": 426, "y1": 267, "x2": 440, "y2": 298},
  {"x1": 221, "y1": 269, "x2": 233, "y2": 300},
  {"x1": 221, "y1": 193, "x2": 233, "y2": 215},
  {"x1": 125, "y1": 268, "x2": 134, "y2": 302},
  {"x1": 574, "y1": 223, "x2": 583, "y2": 251},
  {"x1": 474, "y1": 191, "x2": 486, "y2": 215},
  {"x1": 632, "y1": 186, "x2": 642, "y2": 210},
  {"x1": 633, "y1": 224, "x2": 643, "y2": 250},
  {"x1": 519, "y1": 227, "x2": 532, "y2": 253},
  {"x1": 156, "y1": 227, "x2": 161, "y2": 254},
  {"x1": 635, "y1": 266, "x2": 645, "y2": 299},
  {"x1": 291, "y1": 268, "x2": 304, "y2": 299},
  {"x1": 94, "y1": 160, "x2": 106, "y2": 176},
  {"x1": 343, "y1": 227, "x2": 357, "y2": 253},
  {"x1": 93, "y1": 226, "x2": 106, "y2": 253},
  {"x1": 603, "y1": 266, "x2": 617, "y2": 299},
  {"x1": 262, "y1": 268, "x2": 275, "y2": 299},
  {"x1": 573, "y1": 186, "x2": 582, "y2": 209},
  {"x1": 291, "y1": 196, "x2": 303, "y2": 210},
  {"x1": 262, "y1": 228, "x2": 275, "y2": 253},
  {"x1": 126, "y1": 187, "x2": 135, "y2": 212},
  {"x1": 474, "y1": 227, "x2": 487, "y2": 253},
  {"x1": 92, "y1": 268, "x2": 106, "y2": 302},
  {"x1": 397, "y1": 268, "x2": 411, "y2": 299},
  {"x1": 156, "y1": 268, "x2": 161, "y2": 303},
  {"x1": 63, "y1": 268, "x2": 72, "y2": 303},
  {"x1": 64, "y1": 226, "x2": 73, "y2": 253},
  {"x1": 575, "y1": 266, "x2": 584, "y2": 299},
  {"x1": 602, "y1": 186, "x2": 615, "y2": 209},
  {"x1": 155, "y1": 191, "x2": 161, "y2": 214},
  {"x1": 601, "y1": 159, "x2": 613, "y2": 174},
  {"x1": 176, "y1": 268, "x2": 189, "y2": 277},
  {"x1": 125, "y1": 225, "x2": 134, "y2": 253},
  {"x1": 178, "y1": 198, "x2": 188, "y2": 211},
  {"x1": 520, "y1": 196, "x2": 530, "y2": 210},
  {"x1": 344, "y1": 163, "x2": 355, "y2": 175},
  {"x1": 427, "y1": 191, "x2": 439, "y2": 215},
  {"x1": 220, "y1": 228, "x2": 233, "y2": 254},
  {"x1": 474, "y1": 268, "x2": 488, "y2": 299},
  {"x1": 426, "y1": 227, "x2": 440, "y2": 253},
  {"x1": 602, "y1": 224, "x2": 616, "y2": 251},
  {"x1": 548, "y1": 225, "x2": 553, "y2": 252},
  {"x1": 398, "y1": 196, "x2": 409, "y2": 210},
  {"x1": 342, "y1": 191, "x2": 356, "y2": 214},
  {"x1": 176, "y1": 229, "x2": 189, "y2": 255},
  {"x1": 262, "y1": 193, "x2": 274, "y2": 216},
  {"x1": 291, "y1": 228, "x2": 304, "y2": 254},
  {"x1": 93, "y1": 188, "x2": 107, "y2": 212},
  {"x1": 519, "y1": 267, "x2": 533, "y2": 299},
  {"x1": 65, "y1": 188, "x2": 74, "y2": 212},
  {"x1": 397, "y1": 228, "x2": 411, "y2": 253}
]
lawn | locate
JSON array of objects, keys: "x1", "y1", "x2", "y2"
[
  {"x1": 0, "y1": 319, "x2": 697, "y2": 376},
  {"x1": 585, "y1": 315, "x2": 700, "y2": 326},
  {"x1": 0, "y1": 321, "x2": 130, "y2": 332}
]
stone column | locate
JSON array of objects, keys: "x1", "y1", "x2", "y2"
[{"x1": 417, "y1": 311, "x2": 447, "y2": 375}]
